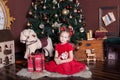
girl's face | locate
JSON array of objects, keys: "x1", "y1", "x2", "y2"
[{"x1": 60, "y1": 32, "x2": 70, "y2": 44}]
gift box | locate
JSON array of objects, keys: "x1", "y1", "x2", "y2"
[
  {"x1": 95, "y1": 27, "x2": 108, "y2": 39},
  {"x1": 28, "y1": 53, "x2": 44, "y2": 72},
  {"x1": 95, "y1": 32, "x2": 107, "y2": 39}
]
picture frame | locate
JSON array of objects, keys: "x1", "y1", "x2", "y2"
[{"x1": 99, "y1": 6, "x2": 119, "y2": 37}]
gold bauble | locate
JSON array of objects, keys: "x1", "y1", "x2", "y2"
[{"x1": 62, "y1": 9, "x2": 69, "y2": 15}]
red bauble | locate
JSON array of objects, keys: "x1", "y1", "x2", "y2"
[
  {"x1": 66, "y1": 5, "x2": 69, "y2": 9},
  {"x1": 62, "y1": 18, "x2": 66, "y2": 22},
  {"x1": 77, "y1": 9, "x2": 81, "y2": 13}
]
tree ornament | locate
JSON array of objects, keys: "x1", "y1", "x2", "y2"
[
  {"x1": 76, "y1": 2, "x2": 80, "y2": 7},
  {"x1": 34, "y1": 14, "x2": 37, "y2": 18},
  {"x1": 29, "y1": 11, "x2": 32, "y2": 15},
  {"x1": 34, "y1": 4, "x2": 37, "y2": 10},
  {"x1": 69, "y1": 5, "x2": 72, "y2": 9},
  {"x1": 55, "y1": 14, "x2": 58, "y2": 18},
  {"x1": 57, "y1": 3, "x2": 60, "y2": 8},
  {"x1": 43, "y1": 5, "x2": 46, "y2": 9},
  {"x1": 44, "y1": 16, "x2": 47, "y2": 20},
  {"x1": 47, "y1": 20, "x2": 49, "y2": 23},
  {"x1": 32, "y1": 2, "x2": 34, "y2": 6},
  {"x1": 80, "y1": 27, "x2": 85, "y2": 33},
  {"x1": 68, "y1": 26, "x2": 73, "y2": 36},
  {"x1": 68, "y1": 25, "x2": 72, "y2": 28},
  {"x1": 62, "y1": 9, "x2": 69, "y2": 15},
  {"x1": 63, "y1": 18, "x2": 66, "y2": 22},
  {"x1": 80, "y1": 14, "x2": 82, "y2": 18},
  {"x1": 69, "y1": 14, "x2": 72, "y2": 18},
  {"x1": 53, "y1": 6, "x2": 56, "y2": 9},
  {"x1": 44, "y1": 0, "x2": 46, "y2": 3},
  {"x1": 52, "y1": 22, "x2": 62, "y2": 28},
  {"x1": 77, "y1": 9, "x2": 81, "y2": 13},
  {"x1": 76, "y1": 0, "x2": 79, "y2": 3},
  {"x1": 35, "y1": 1, "x2": 38, "y2": 4},
  {"x1": 80, "y1": 9, "x2": 83, "y2": 12},
  {"x1": 75, "y1": 19, "x2": 77, "y2": 25},
  {"x1": 39, "y1": 23, "x2": 44, "y2": 29},
  {"x1": 52, "y1": 29, "x2": 54, "y2": 33},
  {"x1": 69, "y1": 0, "x2": 73, "y2": 2},
  {"x1": 74, "y1": 8, "x2": 77, "y2": 13},
  {"x1": 41, "y1": 1, "x2": 44, "y2": 4},
  {"x1": 43, "y1": 14, "x2": 47, "y2": 20},
  {"x1": 66, "y1": 5, "x2": 69, "y2": 9},
  {"x1": 27, "y1": 22, "x2": 31, "y2": 26},
  {"x1": 53, "y1": 0, "x2": 57, "y2": 4},
  {"x1": 79, "y1": 19, "x2": 81, "y2": 22},
  {"x1": 41, "y1": 31, "x2": 44, "y2": 34}
]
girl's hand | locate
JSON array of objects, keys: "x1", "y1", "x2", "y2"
[{"x1": 55, "y1": 57, "x2": 62, "y2": 65}]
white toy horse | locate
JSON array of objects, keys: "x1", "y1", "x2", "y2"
[{"x1": 20, "y1": 29, "x2": 54, "y2": 59}]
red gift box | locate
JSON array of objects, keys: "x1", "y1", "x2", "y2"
[
  {"x1": 28, "y1": 53, "x2": 44, "y2": 72},
  {"x1": 95, "y1": 32, "x2": 107, "y2": 39}
]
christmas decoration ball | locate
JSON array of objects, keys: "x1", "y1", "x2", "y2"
[
  {"x1": 39, "y1": 24, "x2": 44, "y2": 29},
  {"x1": 77, "y1": 9, "x2": 81, "y2": 13},
  {"x1": 43, "y1": 6, "x2": 46, "y2": 9},
  {"x1": 55, "y1": 14, "x2": 58, "y2": 17},
  {"x1": 69, "y1": 0, "x2": 73, "y2": 2},
  {"x1": 29, "y1": 11, "x2": 32, "y2": 15},
  {"x1": 74, "y1": 9, "x2": 77, "y2": 13},
  {"x1": 69, "y1": 15, "x2": 72, "y2": 18},
  {"x1": 62, "y1": 9, "x2": 69, "y2": 15},
  {"x1": 80, "y1": 27, "x2": 85, "y2": 33},
  {"x1": 27, "y1": 22, "x2": 31, "y2": 26},
  {"x1": 53, "y1": 6, "x2": 55, "y2": 9},
  {"x1": 66, "y1": 5, "x2": 69, "y2": 9}
]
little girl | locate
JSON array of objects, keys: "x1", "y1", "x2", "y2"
[{"x1": 45, "y1": 30, "x2": 86, "y2": 75}]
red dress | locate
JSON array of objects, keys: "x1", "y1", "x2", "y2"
[{"x1": 45, "y1": 42, "x2": 86, "y2": 75}]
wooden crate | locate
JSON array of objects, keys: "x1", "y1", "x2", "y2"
[{"x1": 74, "y1": 39, "x2": 104, "y2": 61}]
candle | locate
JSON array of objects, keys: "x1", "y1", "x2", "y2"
[
  {"x1": 87, "y1": 32, "x2": 90, "y2": 40},
  {"x1": 89, "y1": 30, "x2": 92, "y2": 38}
]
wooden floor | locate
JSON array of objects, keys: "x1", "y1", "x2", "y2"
[{"x1": 0, "y1": 55, "x2": 120, "y2": 80}]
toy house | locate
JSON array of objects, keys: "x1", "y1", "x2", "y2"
[{"x1": 0, "y1": 30, "x2": 15, "y2": 68}]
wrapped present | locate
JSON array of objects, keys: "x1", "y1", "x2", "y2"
[
  {"x1": 28, "y1": 53, "x2": 44, "y2": 72},
  {"x1": 95, "y1": 27, "x2": 108, "y2": 39},
  {"x1": 95, "y1": 32, "x2": 107, "y2": 39}
]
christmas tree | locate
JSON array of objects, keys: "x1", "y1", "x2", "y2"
[{"x1": 27, "y1": 0, "x2": 87, "y2": 44}]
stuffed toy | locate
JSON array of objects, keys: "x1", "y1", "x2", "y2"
[
  {"x1": 60, "y1": 52, "x2": 68, "y2": 60},
  {"x1": 20, "y1": 29, "x2": 54, "y2": 59}
]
